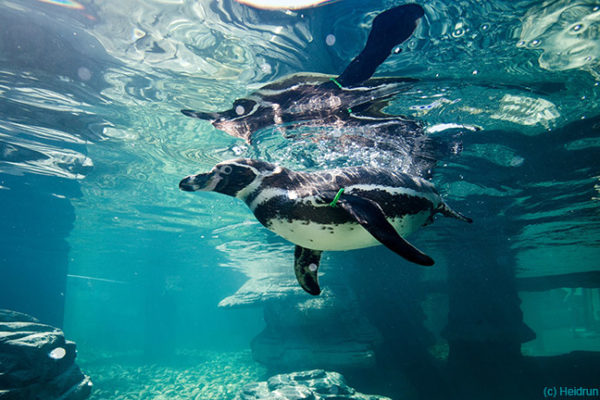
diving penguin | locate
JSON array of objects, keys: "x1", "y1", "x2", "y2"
[
  {"x1": 179, "y1": 158, "x2": 472, "y2": 295},
  {"x1": 181, "y1": 4, "x2": 426, "y2": 143}
]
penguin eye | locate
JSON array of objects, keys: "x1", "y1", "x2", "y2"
[
  {"x1": 221, "y1": 165, "x2": 233, "y2": 175},
  {"x1": 234, "y1": 105, "x2": 246, "y2": 115},
  {"x1": 233, "y1": 99, "x2": 256, "y2": 116}
]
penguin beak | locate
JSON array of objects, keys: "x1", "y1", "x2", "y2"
[
  {"x1": 181, "y1": 109, "x2": 221, "y2": 121},
  {"x1": 179, "y1": 172, "x2": 220, "y2": 192}
]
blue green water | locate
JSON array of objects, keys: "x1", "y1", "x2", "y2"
[{"x1": 1, "y1": 0, "x2": 599, "y2": 399}]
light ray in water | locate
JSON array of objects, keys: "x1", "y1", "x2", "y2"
[
  {"x1": 67, "y1": 274, "x2": 127, "y2": 284},
  {"x1": 36, "y1": 0, "x2": 84, "y2": 10}
]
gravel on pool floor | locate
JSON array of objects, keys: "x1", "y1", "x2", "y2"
[{"x1": 78, "y1": 350, "x2": 268, "y2": 400}]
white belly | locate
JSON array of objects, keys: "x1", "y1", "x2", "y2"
[{"x1": 267, "y1": 211, "x2": 430, "y2": 251}]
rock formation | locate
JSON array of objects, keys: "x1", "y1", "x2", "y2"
[
  {"x1": 0, "y1": 309, "x2": 92, "y2": 400},
  {"x1": 220, "y1": 273, "x2": 381, "y2": 371},
  {"x1": 234, "y1": 369, "x2": 390, "y2": 400},
  {"x1": 251, "y1": 287, "x2": 381, "y2": 370}
]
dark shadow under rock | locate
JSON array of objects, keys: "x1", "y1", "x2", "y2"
[
  {"x1": 0, "y1": 309, "x2": 92, "y2": 400},
  {"x1": 234, "y1": 369, "x2": 390, "y2": 400}
]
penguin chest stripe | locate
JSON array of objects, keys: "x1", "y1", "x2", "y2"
[
  {"x1": 254, "y1": 196, "x2": 352, "y2": 227},
  {"x1": 248, "y1": 188, "x2": 295, "y2": 211},
  {"x1": 346, "y1": 184, "x2": 437, "y2": 203}
]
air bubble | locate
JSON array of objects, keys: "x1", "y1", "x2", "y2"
[
  {"x1": 235, "y1": 105, "x2": 245, "y2": 115},
  {"x1": 77, "y1": 67, "x2": 92, "y2": 81},
  {"x1": 49, "y1": 347, "x2": 66, "y2": 360},
  {"x1": 308, "y1": 263, "x2": 318, "y2": 272},
  {"x1": 325, "y1": 34, "x2": 336, "y2": 46},
  {"x1": 260, "y1": 63, "x2": 272, "y2": 74},
  {"x1": 231, "y1": 145, "x2": 246, "y2": 155},
  {"x1": 452, "y1": 28, "x2": 464, "y2": 38},
  {"x1": 530, "y1": 39, "x2": 541, "y2": 47},
  {"x1": 572, "y1": 24, "x2": 583, "y2": 32},
  {"x1": 480, "y1": 23, "x2": 490, "y2": 31}
]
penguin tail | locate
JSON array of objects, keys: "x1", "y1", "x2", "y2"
[{"x1": 439, "y1": 202, "x2": 473, "y2": 223}]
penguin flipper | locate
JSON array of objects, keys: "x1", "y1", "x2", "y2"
[
  {"x1": 336, "y1": 4, "x2": 425, "y2": 87},
  {"x1": 335, "y1": 194, "x2": 434, "y2": 266},
  {"x1": 294, "y1": 246, "x2": 323, "y2": 295}
]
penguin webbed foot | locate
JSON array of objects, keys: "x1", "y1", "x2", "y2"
[{"x1": 294, "y1": 246, "x2": 323, "y2": 295}]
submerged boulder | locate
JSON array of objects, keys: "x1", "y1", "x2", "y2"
[
  {"x1": 0, "y1": 309, "x2": 92, "y2": 400},
  {"x1": 234, "y1": 369, "x2": 390, "y2": 400},
  {"x1": 250, "y1": 285, "x2": 381, "y2": 370},
  {"x1": 219, "y1": 261, "x2": 381, "y2": 370},
  {"x1": 219, "y1": 276, "x2": 306, "y2": 307}
]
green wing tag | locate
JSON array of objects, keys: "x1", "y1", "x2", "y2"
[
  {"x1": 329, "y1": 188, "x2": 345, "y2": 207},
  {"x1": 329, "y1": 77, "x2": 343, "y2": 89}
]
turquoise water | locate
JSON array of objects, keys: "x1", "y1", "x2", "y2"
[{"x1": 1, "y1": 0, "x2": 599, "y2": 399}]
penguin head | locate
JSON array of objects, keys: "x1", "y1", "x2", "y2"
[
  {"x1": 182, "y1": 97, "x2": 275, "y2": 143},
  {"x1": 179, "y1": 158, "x2": 279, "y2": 197}
]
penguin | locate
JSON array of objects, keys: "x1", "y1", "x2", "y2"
[
  {"x1": 179, "y1": 158, "x2": 472, "y2": 295},
  {"x1": 181, "y1": 4, "x2": 426, "y2": 143}
]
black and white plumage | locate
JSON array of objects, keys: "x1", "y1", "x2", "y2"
[
  {"x1": 181, "y1": 4, "x2": 426, "y2": 143},
  {"x1": 180, "y1": 158, "x2": 472, "y2": 295}
]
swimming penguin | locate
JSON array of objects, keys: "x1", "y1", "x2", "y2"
[
  {"x1": 179, "y1": 158, "x2": 472, "y2": 295},
  {"x1": 181, "y1": 4, "x2": 426, "y2": 143}
]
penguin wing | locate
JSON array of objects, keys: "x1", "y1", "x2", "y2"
[
  {"x1": 336, "y1": 4, "x2": 425, "y2": 87},
  {"x1": 294, "y1": 246, "x2": 323, "y2": 295},
  {"x1": 332, "y1": 193, "x2": 434, "y2": 266}
]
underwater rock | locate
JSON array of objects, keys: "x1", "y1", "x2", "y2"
[
  {"x1": 219, "y1": 276, "x2": 306, "y2": 307},
  {"x1": 0, "y1": 309, "x2": 92, "y2": 400},
  {"x1": 250, "y1": 286, "x2": 381, "y2": 370},
  {"x1": 219, "y1": 265, "x2": 381, "y2": 370},
  {"x1": 234, "y1": 369, "x2": 390, "y2": 400}
]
